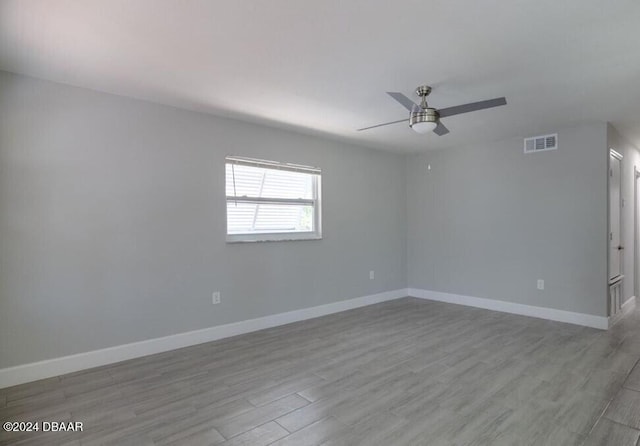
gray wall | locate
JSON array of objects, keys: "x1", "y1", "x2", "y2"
[
  {"x1": 0, "y1": 69, "x2": 622, "y2": 370},
  {"x1": 607, "y1": 123, "x2": 640, "y2": 305},
  {"x1": 407, "y1": 123, "x2": 609, "y2": 316},
  {"x1": 0, "y1": 72, "x2": 407, "y2": 368}
]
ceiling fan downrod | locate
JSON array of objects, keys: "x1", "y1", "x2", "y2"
[{"x1": 416, "y1": 85, "x2": 432, "y2": 109}]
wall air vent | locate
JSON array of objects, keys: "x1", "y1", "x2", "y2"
[{"x1": 524, "y1": 133, "x2": 557, "y2": 153}]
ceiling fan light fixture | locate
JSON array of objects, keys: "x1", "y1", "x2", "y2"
[
  {"x1": 410, "y1": 108, "x2": 439, "y2": 134},
  {"x1": 411, "y1": 120, "x2": 438, "y2": 134}
]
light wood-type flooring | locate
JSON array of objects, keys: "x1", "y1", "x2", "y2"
[{"x1": 2, "y1": 297, "x2": 640, "y2": 445}]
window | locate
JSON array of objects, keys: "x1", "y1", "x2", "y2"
[{"x1": 225, "y1": 156, "x2": 322, "y2": 242}]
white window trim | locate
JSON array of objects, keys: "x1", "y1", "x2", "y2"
[
  {"x1": 225, "y1": 156, "x2": 322, "y2": 243},
  {"x1": 226, "y1": 231, "x2": 322, "y2": 243}
]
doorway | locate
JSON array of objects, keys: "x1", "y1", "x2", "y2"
[{"x1": 609, "y1": 149, "x2": 623, "y2": 317}]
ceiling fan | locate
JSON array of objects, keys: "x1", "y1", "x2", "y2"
[{"x1": 357, "y1": 85, "x2": 507, "y2": 135}]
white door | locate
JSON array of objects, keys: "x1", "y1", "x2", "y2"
[{"x1": 609, "y1": 151, "x2": 623, "y2": 281}]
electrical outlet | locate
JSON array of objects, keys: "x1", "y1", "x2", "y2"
[
  {"x1": 537, "y1": 280, "x2": 544, "y2": 290},
  {"x1": 212, "y1": 291, "x2": 221, "y2": 304},
  {"x1": 369, "y1": 270, "x2": 375, "y2": 280}
]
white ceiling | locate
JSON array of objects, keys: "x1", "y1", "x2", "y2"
[{"x1": 2, "y1": 0, "x2": 640, "y2": 153}]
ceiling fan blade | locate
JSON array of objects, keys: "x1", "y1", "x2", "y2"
[
  {"x1": 386, "y1": 92, "x2": 419, "y2": 111},
  {"x1": 438, "y1": 97, "x2": 507, "y2": 118},
  {"x1": 433, "y1": 121, "x2": 449, "y2": 136},
  {"x1": 357, "y1": 118, "x2": 408, "y2": 132}
]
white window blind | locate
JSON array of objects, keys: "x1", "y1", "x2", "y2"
[{"x1": 225, "y1": 156, "x2": 322, "y2": 242}]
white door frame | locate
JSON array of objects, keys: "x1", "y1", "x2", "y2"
[{"x1": 635, "y1": 166, "x2": 640, "y2": 299}]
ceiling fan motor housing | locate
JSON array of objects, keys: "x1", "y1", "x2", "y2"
[{"x1": 410, "y1": 107, "x2": 439, "y2": 127}]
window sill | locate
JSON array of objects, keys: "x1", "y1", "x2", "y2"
[{"x1": 226, "y1": 233, "x2": 322, "y2": 243}]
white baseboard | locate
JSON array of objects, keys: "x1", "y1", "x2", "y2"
[
  {"x1": 609, "y1": 295, "x2": 636, "y2": 328},
  {"x1": 409, "y1": 288, "x2": 609, "y2": 330},
  {"x1": 0, "y1": 288, "x2": 408, "y2": 389}
]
